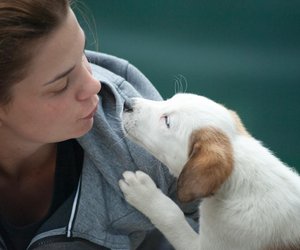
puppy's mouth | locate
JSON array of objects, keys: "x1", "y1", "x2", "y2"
[
  {"x1": 122, "y1": 100, "x2": 134, "y2": 136},
  {"x1": 123, "y1": 99, "x2": 134, "y2": 113}
]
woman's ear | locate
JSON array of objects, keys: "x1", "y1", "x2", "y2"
[{"x1": 177, "y1": 127, "x2": 234, "y2": 203}]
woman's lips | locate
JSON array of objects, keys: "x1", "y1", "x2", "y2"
[{"x1": 82, "y1": 105, "x2": 98, "y2": 119}]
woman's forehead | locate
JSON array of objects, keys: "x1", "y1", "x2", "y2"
[{"x1": 24, "y1": 9, "x2": 85, "y2": 84}]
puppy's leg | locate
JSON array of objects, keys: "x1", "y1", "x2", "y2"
[{"x1": 119, "y1": 171, "x2": 200, "y2": 250}]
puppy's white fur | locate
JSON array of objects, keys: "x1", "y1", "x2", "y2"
[{"x1": 119, "y1": 93, "x2": 300, "y2": 250}]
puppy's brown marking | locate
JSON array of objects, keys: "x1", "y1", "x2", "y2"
[
  {"x1": 177, "y1": 127, "x2": 233, "y2": 203},
  {"x1": 229, "y1": 110, "x2": 251, "y2": 137},
  {"x1": 265, "y1": 243, "x2": 300, "y2": 250}
]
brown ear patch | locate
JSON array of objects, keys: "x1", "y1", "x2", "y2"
[
  {"x1": 177, "y1": 127, "x2": 234, "y2": 203},
  {"x1": 229, "y1": 110, "x2": 251, "y2": 137},
  {"x1": 265, "y1": 243, "x2": 300, "y2": 250}
]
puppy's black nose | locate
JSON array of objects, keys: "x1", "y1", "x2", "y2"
[{"x1": 124, "y1": 98, "x2": 134, "y2": 112}]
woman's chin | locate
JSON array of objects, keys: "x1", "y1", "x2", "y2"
[{"x1": 72, "y1": 118, "x2": 95, "y2": 139}]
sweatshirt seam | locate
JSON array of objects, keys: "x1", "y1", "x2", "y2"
[{"x1": 70, "y1": 230, "x2": 129, "y2": 249}]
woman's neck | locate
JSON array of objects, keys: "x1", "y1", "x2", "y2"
[
  {"x1": 0, "y1": 135, "x2": 57, "y2": 180},
  {"x1": 0, "y1": 134, "x2": 58, "y2": 226}
]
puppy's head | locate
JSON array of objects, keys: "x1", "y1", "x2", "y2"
[{"x1": 123, "y1": 93, "x2": 248, "y2": 202}]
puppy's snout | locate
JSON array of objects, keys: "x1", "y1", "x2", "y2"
[{"x1": 124, "y1": 98, "x2": 135, "y2": 112}]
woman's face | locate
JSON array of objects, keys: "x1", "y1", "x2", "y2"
[{"x1": 0, "y1": 9, "x2": 101, "y2": 144}]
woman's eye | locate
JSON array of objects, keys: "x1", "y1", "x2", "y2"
[
  {"x1": 164, "y1": 115, "x2": 171, "y2": 128},
  {"x1": 52, "y1": 80, "x2": 69, "y2": 94}
]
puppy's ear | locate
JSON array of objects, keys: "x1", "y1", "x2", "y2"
[
  {"x1": 177, "y1": 127, "x2": 234, "y2": 203},
  {"x1": 228, "y1": 110, "x2": 251, "y2": 137}
]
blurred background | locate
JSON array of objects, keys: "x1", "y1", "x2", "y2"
[{"x1": 76, "y1": 0, "x2": 300, "y2": 171}]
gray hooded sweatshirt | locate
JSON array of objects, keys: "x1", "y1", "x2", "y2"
[{"x1": 0, "y1": 51, "x2": 197, "y2": 250}]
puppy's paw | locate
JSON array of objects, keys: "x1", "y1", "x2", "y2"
[{"x1": 119, "y1": 171, "x2": 160, "y2": 212}]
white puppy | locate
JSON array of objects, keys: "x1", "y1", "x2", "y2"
[{"x1": 119, "y1": 93, "x2": 300, "y2": 250}]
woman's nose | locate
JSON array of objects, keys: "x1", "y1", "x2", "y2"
[{"x1": 76, "y1": 66, "x2": 101, "y2": 101}]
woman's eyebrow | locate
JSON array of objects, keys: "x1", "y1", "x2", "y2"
[
  {"x1": 43, "y1": 31, "x2": 86, "y2": 86},
  {"x1": 43, "y1": 64, "x2": 76, "y2": 85}
]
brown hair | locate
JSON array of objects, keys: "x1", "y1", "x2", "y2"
[{"x1": 0, "y1": 0, "x2": 70, "y2": 105}]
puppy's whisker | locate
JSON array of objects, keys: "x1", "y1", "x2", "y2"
[
  {"x1": 174, "y1": 77, "x2": 180, "y2": 95},
  {"x1": 174, "y1": 75, "x2": 183, "y2": 94},
  {"x1": 179, "y1": 74, "x2": 188, "y2": 93},
  {"x1": 173, "y1": 74, "x2": 188, "y2": 94}
]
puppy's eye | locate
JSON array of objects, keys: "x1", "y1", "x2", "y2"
[{"x1": 164, "y1": 115, "x2": 170, "y2": 128}]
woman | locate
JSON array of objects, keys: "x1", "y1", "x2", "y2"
[{"x1": 0, "y1": 0, "x2": 197, "y2": 249}]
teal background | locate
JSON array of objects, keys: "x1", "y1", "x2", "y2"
[{"x1": 77, "y1": 1, "x2": 300, "y2": 171}]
